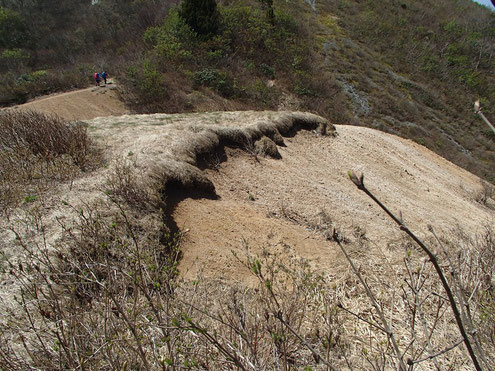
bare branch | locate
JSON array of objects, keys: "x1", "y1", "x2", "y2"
[{"x1": 348, "y1": 171, "x2": 483, "y2": 371}]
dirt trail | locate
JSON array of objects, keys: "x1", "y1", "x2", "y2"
[{"x1": 15, "y1": 80, "x2": 129, "y2": 120}]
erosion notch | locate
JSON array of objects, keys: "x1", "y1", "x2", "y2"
[
  {"x1": 83, "y1": 111, "x2": 335, "y2": 235},
  {"x1": 144, "y1": 111, "x2": 333, "y2": 194}
]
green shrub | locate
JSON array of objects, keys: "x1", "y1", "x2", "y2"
[
  {"x1": 193, "y1": 68, "x2": 220, "y2": 86},
  {"x1": 260, "y1": 63, "x2": 275, "y2": 78},
  {"x1": 0, "y1": 7, "x2": 28, "y2": 49},
  {"x1": 144, "y1": 9, "x2": 195, "y2": 63},
  {"x1": 193, "y1": 68, "x2": 234, "y2": 97},
  {"x1": 245, "y1": 79, "x2": 271, "y2": 104},
  {"x1": 0, "y1": 68, "x2": 88, "y2": 106},
  {"x1": 124, "y1": 59, "x2": 167, "y2": 105},
  {"x1": 0, "y1": 48, "x2": 29, "y2": 70},
  {"x1": 219, "y1": 4, "x2": 300, "y2": 67}
]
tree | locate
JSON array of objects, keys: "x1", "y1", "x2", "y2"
[
  {"x1": 259, "y1": 0, "x2": 274, "y2": 24},
  {"x1": 0, "y1": 7, "x2": 28, "y2": 48},
  {"x1": 179, "y1": 0, "x2": 219, "y2": 38}
]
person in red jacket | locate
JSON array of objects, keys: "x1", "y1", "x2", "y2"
[{"x1": 94, "y1": 72, "x2": 100, "y2": 86}]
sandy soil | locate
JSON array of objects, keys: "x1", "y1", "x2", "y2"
[
  {"x1": 2, "y1": 83, "x2": 492, "y2": 285},
  {"x1": 14, "y1": 80, "x2": 129, "y2": 120}
]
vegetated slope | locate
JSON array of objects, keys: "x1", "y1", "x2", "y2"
[
  {"x1": 120, "y1": 0, "x2": 495, "y2": 182},
  {"x1": 0, "y1": 0, "x2": 493, "y2": 181},
  {"x1": 1, "y1": 111, "x2": 494, "y2": 368},
  {"x1": 312, "y1": 0, "x2": 495, "y2": 182}
]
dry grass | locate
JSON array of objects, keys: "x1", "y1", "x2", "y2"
[
  {"x1": 255, "y1": 136, "x2": 281, "y2": 158},
  {"x1": 0, "y1": 109, "x2": 99, "y2": 213},
  {"x1": 1, "y1": 110, "x2": 493, "y2": 369},
  {"x1": 2, "y1": 191, "x2": 493, "y2": 369},
  {"x1": 136, "y1": 112, "x2": 335, "y2": 217},
  {"x1": 105, "y1": 157, "x2": 158, "y2": 211},
  {"x1": 0, "y1": 196, "x2": 348, "y2": 370},
  {"x1": 0, "y1": 112, "x2": 341, "y2": 369}
]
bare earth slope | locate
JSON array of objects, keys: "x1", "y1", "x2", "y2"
[
  {"x1": 175, "y1": 125, "x2": 493, "y2": 281},
  {"x1": 7, "y1": 110, "x2": 490, "y2": 284},
  {"x1": 2, "y1": 87, "x2": 494, "y2": 367},
  {"x1": 2, "y1": 87, "x2": 492, "y2": 284}
]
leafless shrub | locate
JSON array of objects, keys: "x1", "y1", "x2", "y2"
[
  {"x1": 0, "y1": 198, "x2": 351, "y2": 369},
  {"x1": 435, "y1": 225, "x2": 495, "y2": 363},
  {"x1": 0, "y1": 110, "x2": 99, "y2": 212},
  {"x1": 343, "y1": 171, "x2": 495, "y2": 370},
  {"x1": 105, "y1": 157, "x2": 158, "y2": 211},
  {"x1": 0, "y1": 110, "x2": 93, "y2": 168},
  {"x1": 189, "y1": 246, "x2": 348, "y2": 370},
  {"x1": 0, "y1": 199, "x2": 181, "y2": 370}
]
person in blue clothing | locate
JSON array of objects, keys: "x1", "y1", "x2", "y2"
[{"x1": 101, "y1": 71, "x2": 107, "y2": 85}]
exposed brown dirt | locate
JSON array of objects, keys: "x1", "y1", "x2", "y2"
[
  {"x1": 175, "y1": 126, "x2": 494, "y2": 281},
  {"x1": 1, "y1": 83, "x2": 492, "y2": 286}
]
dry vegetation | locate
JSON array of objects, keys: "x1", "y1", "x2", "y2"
[
  {"x1": 0, "y1": 110, "x2": 493, "y2": 369},
  {"x1": 2, "y1": 186, "x2": 494, "y2": 369},
  {"x1": 0, "y1": 110, "x2": 99, "y2": 214}
]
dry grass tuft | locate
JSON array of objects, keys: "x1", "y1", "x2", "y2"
[
  {"x1": 255, "y1": 136, "x2": 281, "y2": 158},
  {"x1": 105, "y1": 157, "x2": 158, "y2": 211},
  {"x1": 475, "y1": 180, "x2": 495, "y2": 209}
]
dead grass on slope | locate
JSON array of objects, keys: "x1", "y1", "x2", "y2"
[
  {"x1": 3, "y1": 195, "x2": 494, "y2": 369},
  {"x1": 0, "y1": 111, "x2": 344, "y2": 369}
]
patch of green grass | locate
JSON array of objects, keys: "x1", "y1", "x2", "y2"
[{"x1": 23, "y1": 195, "x2": 38, "y2": 203}]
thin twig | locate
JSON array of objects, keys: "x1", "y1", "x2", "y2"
[
  {"x1": 348, "y1": 171, "x2": 483, "y2": 371},
  {"x1": 274, "y1": 312, "x2": 338, "y2": 371},
  {"x1": 408, "y1": 338, "x2": 464, "y2": 365},
  {"x1": 336, "y1": 304, "x2": 387, "y2": 333}
]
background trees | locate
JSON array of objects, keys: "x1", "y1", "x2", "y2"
[{"x1": 179, "y1": 0, "x2": 220, "y2": 37}]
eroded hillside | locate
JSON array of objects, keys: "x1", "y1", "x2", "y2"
[{"x1": 1, "y1": 108, "x2": 494, "y2": 369}]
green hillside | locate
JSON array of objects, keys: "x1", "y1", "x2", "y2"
[{"x1": 0, "y1": 0, "x2": 494, "y2": 180}]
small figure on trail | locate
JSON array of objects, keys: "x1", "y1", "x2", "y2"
[
  {"x1": 101, "y1": 71, "x2": 108, "y2": 85},
  {"x1": 94, "y1": 72, "x2": 101, "y2": 86}
]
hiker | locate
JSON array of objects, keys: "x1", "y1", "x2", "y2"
[
  {"x1": 101, "y1": 71, "x2": 108, "y2": 85},
  {"x1": 94, "y1": 72, "x2": 100, "y2": 86}
]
